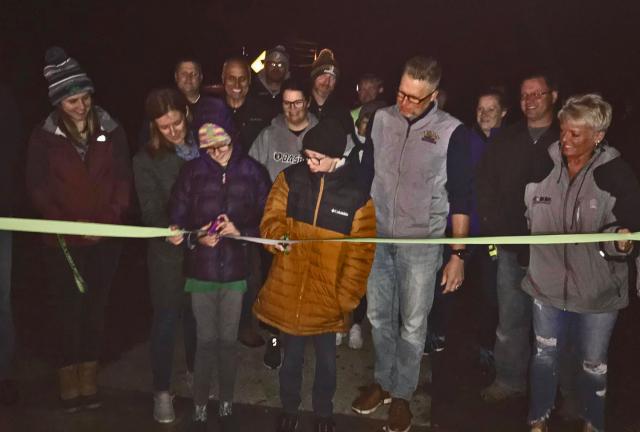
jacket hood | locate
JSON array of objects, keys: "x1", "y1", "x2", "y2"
[
  {"x1": 42, "y1": 105, "x2": 119, "y2": 135},
  {"x1": 269, "y1": 112, "x2": 319, "y2": 130}
]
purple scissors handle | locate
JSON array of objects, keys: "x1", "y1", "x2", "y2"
[{"x1": 207, "y1": 215, "x2": 225, "y2": 235}]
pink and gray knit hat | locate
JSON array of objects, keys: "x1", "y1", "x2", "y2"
[
  {"x1": 43, "y1": 47, "x2": 94, "y2": 106},
  {"x1": 198, "y1": 123, "x2": 232, "y2": 149}
]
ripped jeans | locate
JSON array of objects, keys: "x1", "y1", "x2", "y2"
[{"x1": 529, "y1": 300, "x2": 618, "y2": 431}]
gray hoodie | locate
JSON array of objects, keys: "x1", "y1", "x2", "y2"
[
  {"x1": 523, "y1": 143, "x2": 639, "y2": 313},
  {"x1": 249, "y1": 113, "x2": 318, "y2": 181}
]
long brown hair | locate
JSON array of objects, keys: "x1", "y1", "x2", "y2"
[
  {"x1": 144, "y1": 88, "x2": 191, "y2": 157},
  {"x1": 57, "y1": 104, "x2": 98, "y2": 145}
]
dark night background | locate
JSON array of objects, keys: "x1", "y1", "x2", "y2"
[
  {"x1": 2, "y1": 1, "x2": 640, "y2": 430},
  {"x1": 3, "y1": 0, "x2": 640, "y2": 148}
]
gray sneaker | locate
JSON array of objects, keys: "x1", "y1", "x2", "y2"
[
  {"x1": 153, "y1": 391, "x2": 175, "y2": 424},
  {"x1": 193, "y1": 404, "x2": 208, "y2": 422},
  {"x1": 219, "y1": 400, "x2": 233, "y2": 417}
]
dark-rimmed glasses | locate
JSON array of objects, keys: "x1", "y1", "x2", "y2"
[
  {"x1": 300, "y1": 151, "x2": 326, "y2": 165},
  {"x1": 397, "y1": 88, "x2": 437, "y2": 105},
  {"x1": 520, "y1": 91, "x2": 551, "y2": 101},
  {"x1": 283, "y1": 99, "x2": 306, "y2": 109}
]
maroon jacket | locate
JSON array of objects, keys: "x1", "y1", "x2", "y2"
[{"x1": 26, "y1": 106, "x2": 132, "y2": 246}]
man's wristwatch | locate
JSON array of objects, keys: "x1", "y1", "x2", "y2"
[{"x1": 451, "y1": 248, "x2": 469, "y2": 260}]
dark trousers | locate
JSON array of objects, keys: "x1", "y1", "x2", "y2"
[
  {"x1": 240, "y1": 244, "x2": 264, "y2": 329},
  {"x1": 150, "y1": 298, "x2": 196, "y2": 391},
  {"x1": 280, "y1": 332, "x2": 336, "y2": 418},
  {"x1": 43, "y1": 239, "x2": 122, "y2": 367},
  {"x1": 353, "y1": 295, "x2": 367, "y2": 325}
]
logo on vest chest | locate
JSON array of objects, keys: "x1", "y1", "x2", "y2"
[
  {"x1": 533, "y1": 196, "x2": 552, "y2": 204},
  {"x1": 331, "y1": 208, "x2": 349, "y2": 217},
  {"x1": 421, "y1": 130, "x2": 440, "y2": 144}
]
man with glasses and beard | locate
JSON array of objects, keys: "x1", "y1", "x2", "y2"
[{"x1": 351, "y1": 56, "x2": 471, "y2": 432}]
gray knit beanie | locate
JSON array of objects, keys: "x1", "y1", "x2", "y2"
[{"x1": 44, "y1": 47, "x2": 94, "y2": 106}]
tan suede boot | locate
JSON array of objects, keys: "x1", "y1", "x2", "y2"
[
  {"x1": 58, "y1": 364, "x2": 81, "y2": 412},
  {"x1": 78, "y1": 361, "x2": 101, "y2": 409}
]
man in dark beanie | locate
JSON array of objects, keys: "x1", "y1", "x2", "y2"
[
  {"x1": 253, "y1": 117, "x2": 376, "y2": 432},
  {"x1": 251, "y1": 45, "x2": 290, "y2": 115},
  {"x1": 308, "y1": 49, "x2": 354, "y2": 135}
]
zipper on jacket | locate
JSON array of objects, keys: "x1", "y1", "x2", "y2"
[
  {"x1": 312, "y1": 175, "x2": 325, "y2": 226},
  {"x1": 391, "y1": 123, "x2": 412, "y2": 235},
  {"x1": 295, "y1": 175, "x2": 325, "y2": 326},
  {"x1": 559, "y1": 153, "x2": 602, "y2": 310}
]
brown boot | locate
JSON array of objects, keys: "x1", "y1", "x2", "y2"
[
  {"x1": 78, "y1": 361, "x2": 101, "y2": 409},
  {"x1": 387, "y1": 398, "x2": 412, "y2": 432},
  {"x1": 58, "y1": 365, "x2": 81, "y2": 412},
  {"x1": 351, "y1": 383, "x2": 391, "y2": 415}
]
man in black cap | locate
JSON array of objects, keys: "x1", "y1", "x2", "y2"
[
  {"x1": 254, "y1": 118, "x2": 376, "y2": 432},
  {"x1": 308, "y1": 49, "x2": 354, "y2": 135}
]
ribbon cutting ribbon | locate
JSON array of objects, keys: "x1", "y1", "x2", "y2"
[
  {"x1": 1, "y1": 217, "x2": 637, "y2": 293},
  {"x1": 1, "y1": 217, "x2": 638, "y2": 245}
]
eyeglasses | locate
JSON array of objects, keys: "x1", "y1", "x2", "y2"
[
  {"x1": 266, "y1": 61, "x2": 285, "y2": 69},
  {"x1": 520, "y1": 90, "x2": 551, "y2": 101},
  {"x1": 397, "y1": 88, "x2": 437, "y2": 105},
  {"x1": 178, "y1": 72, "x2": 200, "y2": 80},
  {"x1": 283, "y1": 99, "x2": 306, "y2": 109},
  {"x1": 300, "y1": 151, "x2": 326, "y2": 165}
]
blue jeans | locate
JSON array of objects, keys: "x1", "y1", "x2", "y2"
[
  {"x1": 150, "y1": 297, "x2": 196, "y2": 391},
  {"x1": 529, "y1": 301, "x2": 617, "y2": 431},
  {"x1": 0, "y1": 231, "x2": 13, "y2": 380},
  {"x1": 493, "y1": 247, "x2": 531, "y2": 391},
  {"x1": 279, "y1": 332, "x2": 336, "y2": 418},
  {"x1": 367, "y1": 243, "x2": 442, "y2": 400}
]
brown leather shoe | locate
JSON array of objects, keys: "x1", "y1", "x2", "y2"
[
  {"x1": 388, "y1": 398, "x2": 412, "y2": 432},
  {"x1": 351, "y1": 383, "x2": 392, "y2": 415}
]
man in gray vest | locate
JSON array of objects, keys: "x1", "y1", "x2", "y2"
[{"x1": 351, "y1": 56, "x2": 471, "y2": 432}]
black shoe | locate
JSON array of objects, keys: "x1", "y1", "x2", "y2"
[
  {"x1": 276, "y1": 413, "x2": 299, "y2": 432},
  {"x1": 80, "y1": 393, "x2": 102, "y2": 410},
  {"x1": 0, "y1": 379, "x2": 18, "y2": 406},
  {"x1": 313, "y1": 416, "x2": 336, "y2": 432},
  {"x1": 424, "y1": 335, "x2": 445, "y2": 356},
  {"x1": 264, "y1": 336, "x2": 282, "y2": 369},
  {"x1": 61, "y1": 396, "x2": 83, "y2": 413}
]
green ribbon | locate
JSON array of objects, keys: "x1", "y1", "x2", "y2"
[
  {"x1": 1, "y1": 217, "x2": 637, "y2": 244},
  {"x1": 2, "y1": 217, "x2": 636, "y2": 293}
]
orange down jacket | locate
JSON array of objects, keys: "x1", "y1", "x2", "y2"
[{"x1": 253, "y1": 161, "x2": 376, "y2": 336}]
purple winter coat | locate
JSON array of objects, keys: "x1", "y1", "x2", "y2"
[{"x1": 169, "y1": 144, "x2": 271, "y2": 282}]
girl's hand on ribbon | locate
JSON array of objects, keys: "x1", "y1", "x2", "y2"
[
  {"x1": 216, "y1": 214, "x2": 240, "y2": 237},
  {"x1": 167, "y1": 225, "x2": 184, "y2": 245},
  {"x1": 198, "y1": 222, "x2": 220, "y2": 248}
]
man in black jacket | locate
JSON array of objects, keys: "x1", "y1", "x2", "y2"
[
  {"x1": 476, "y1": 72, "x2": 558, "y2": 402},
  {"x1": 222, "y1": 56, "x2": 273, "y2": 155},
  {"x1": 308, "y1": 49, "x2": 354, "y2": 135}
]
